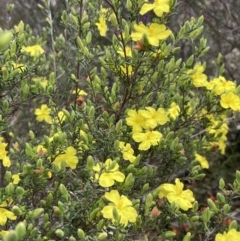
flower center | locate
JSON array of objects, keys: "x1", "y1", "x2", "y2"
[{"x1": 117, "y1": 201, "x2": 123, "y2": 209}]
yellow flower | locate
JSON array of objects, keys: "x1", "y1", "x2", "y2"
[
  {"x1": 132, "y1": 130, "x2": 162, "y2": 151},
  {"x1": 188, "y1": 64, "x2": 208, "y2": 87},
  {"x1": 93, "y1": 159, "x2": 125, "y2": 187},
  {"x1": 1, "y1": 155, "x2": 11, "y2": 167},
  {"x1": 0, "y1": 142, "x2": 11, "y2": 167},
  {"x1": 207, "y1": 120, "x2": 228, "y2": 137},
  {"x1": 131, "y1": 22, "x2": 172, "y2": 46},
  {"x1": 120, "y1": 65, "x2": 133, "y2": 75},
  {"x1": 168, "y1": 102, "x2": 180, "y2": 120},
  {"x1": 139, "y1": 107, "x2": 169, "y2": 129},
  {"x1": 126, "y1": 109, "x2": 147, "y2": 133},
  {"x1": 35, "y1": 104, "x2": 52, "y2": 124},
  {"x1": 12, "y1": 174, "x2": 20, "y2": 184},
  {"x1": 14, "y1": 21, "x2": 24, "y2": 33},
  {"x1": 140, "y1": 0, "x2": 170, "y2": 17},
  {"x1": 101, "y1": 190, "x2": 138, "y2": 226},
  {"x1": 220, "y1": 92, "x2": 240, "y2": 111},
  {"x1": 0, "y1": 200, "x2": 17, "y2": 226},
  {"x1": 206, "y1": 76, "x2": 236, "y2": 96},
  {"x1": 209, "y1": 138, "x2": 227, "y2": 155},
  {"x1": 47, "y1": 171, "x2": 52, "y2": 178},
  {"x1": 51, "y1": 111, "x2": 67, "y2": 125},
  {"x1": 96, "y1": 16, "x2": 108, "y2": 37},
  {"x1": 100, "y1": 6, "x2": 115, "y2": 20},
  {"x1": 53, "y1": 146, "x2": 79, "y2": 169},
  {"x1": 32, "y1": 77, "x2": 48, "y2": 89},
  {"x1": 119, "y1": 142, "x2": 136, "y2": 163},
  {"x1": 195, "y1": 153, "x2": 209, "y2": 169},
  {"x1": 206, "y1": 118, "x2": 228, "y2": 155},
  {"x1": 37, "y1": 145, "x2": 47, "y2": 156},
  {"x1": 48, "y1": 132, "x2": 60, "y2": 142},
  {"x1": 0, "y1": 230, "x2": 9, "y2": 238},
  {"x1": 0, "y1": 142, "x2": 8, "y2": 158},
  {"x1": 21, "y1": 45, "x2": 44, "y2": 57},
  {"x1": 159, "y1": 178, "x2": 195, "y2": 211},
  {"x1": 57, "y1": 111, "x2": 66, "y2": 124},
  {"x1": 218, "y1": 136, "x2": 227, "y2": 155},
  {"x1": 1, "y1": 62, "x2": 25, "y2": 74},
  {"x1": 117, "y1": 46, "x2": 132, "y2": 57},
  {"x1": 72, "y1": 88, "x2": 88, "y2": 96},
  {"x1": 215, "y1": 229, "x2": 240, "y2": 241}
]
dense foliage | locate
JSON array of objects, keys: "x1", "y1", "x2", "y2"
[{"x1": 1, "y1": 0, "x2": 240, "y2": 240}]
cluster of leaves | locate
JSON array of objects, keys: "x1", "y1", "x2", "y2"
[
  {"x1": 171, "y1": 0, "x2": 240, "y2": 81},
  {"x1": 1, "y1": 0, "x2": 240, "y2": 240}
]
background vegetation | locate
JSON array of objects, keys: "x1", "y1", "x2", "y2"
[{"x1": 1, "y1": 0, "x2": 240, "y2": 240}]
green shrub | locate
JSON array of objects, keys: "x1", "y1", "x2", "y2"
[{"x1": 1, "y1": 0, "x2": 240, "y2": 240}]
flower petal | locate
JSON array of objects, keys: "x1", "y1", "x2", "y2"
[
  {"x1": 140, "y1": 3, "x2": 155, "y2": 15},
  {"x1": 104, "y1": 190, "x2": 121, "y2": 205},
  {"x1": 99, "y1": 173, "x2": 115, "y2": 187}
]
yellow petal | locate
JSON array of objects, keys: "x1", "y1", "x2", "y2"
[
  {"x1": 140, "y1": 3, "x2": 155, "y2": 15},
  {"x1": 104, "y1": 190, "x2": 120, "y2": 205},
  {"x1": 99, "y1": 173, "x2": 115, "y2": 187}
]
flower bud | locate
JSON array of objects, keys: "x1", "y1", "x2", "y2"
[
  {"x1": 3, "y1": 231, "x2": 18, "y2": 241},
  {"x1": 223, "y1": 204, "x2": 231, "y2": 214},
  {"x1": 27, "y1": 223, "x2": 33, "y2": 232},
  {"x1": 40, "y1": 200, "x2": 46, "y2": 207},
  {"x1": 151, "y1": 206, "x2": 161, "y2": 218},
  {"x1": 87, "y1": 155, "x2": 94, "y2": 170},
  {"x1": 5, "y1": 183, "x2": 15, "y2": 195},
  {"x1": 115, "y1": 232, "x2": 124, "y2": 241},
  {"x1": 126, "y1": 164, "x2": 134, "y2": 172},
  {"x1": 31, "y1": 208, "x2": 44, "y2": 219},
  {"x1": 43, "y1": 213, "x2": 49, "y2": 222},
  {"x1": 97, "y1": 232, "x2": 108, "y2": 240},
  {"x1": 89, "y1": 207, "x2": 101, "y2": 222},
  {"x1": 30, "y1": 227, "x2": 38, "y2": 236},
  {"x1": 59, "y1": 184, "x2": 70, "y2": 200},
  {"x1": 77, "y1": 229, "x2": 86, "y2": 239},
  {"x1": 16, "y1": 186, "x2": 25, "y2": 197},
  {"x1": 15, "y1": 222, "x2": 26, "y2": 240},
  {"x1": 61, "y1": 10, "x2": 67, "y2": 24},
  {"x1": 207, "y1": 199, "x2": 218, "y2": 212},
  {"x1": 112, "y1": 206, "x2": 120, "y2": 223},
  {"x1": 55, "y1": 229, "x2": 65, "y2": 238},
  {"x1": 141, "y1": 183, "x2": 149, "y2": 194},
  {"x1": 44, "y1": 221, "x2": 51, "y2": 229},
  {"x1": 236, "y1": 170, "x2": 240, "y2": 185},
  {"x1": 124, "y1": 173, "x2": 134, "y2": 188},
  {"x1": 202, "y1": 207, "x2": 211, "y2": 224},
  {"x1": 229, "y1": 220, "x2": 238, "y2": 230},
  {"x1": 183, "y1": 232, "x2": 191, "y2": 241},
  {"x1": 145, "y1": 193, "x2": 153, "y2": 209},
  {"x1": 126, "y1": 0, "x2": 132, "y2": 10},
  {"x1": 69, "y1": 236, "x2": 76, "y2": 241},
  {"x1": 97, "y1": 219, "x2": 105, "y2": 231},
  {"x1": 194, "y1": 173, "x2": 206, "y2": 180},
  {"x1": 46, "y1": 192, "x2": 53, "y2": 205},
  {"x1": 0, "y1": 31, "x2": 12, "y2": 50},
  {"x1": 216, "y1": 193, "x2": 225, "y2": 204},
  {"x1": 29, "y1": 130, "x2": 35, "y2": 140},
  {"x1": 190, "y1": 215, "x2": 199, "y2": 222},
  {"x1": 219, "y1": 178, "x2": 225, "y2": 190},
  {"x1": 53, "y1": 206, "x2": 63, "y2": 216},
  {"x1": 5, "y1": 171, "x2": 12, "y2": 183},
  {"x1": 164, "y1": 231, "x2": 176, "y2": 238},
  {"x1": 186, "y1": 55, "x2": 194, "y2": 66},
  {"x1": 12, "y1": 206, "x2": 22, "y2": 216}
]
